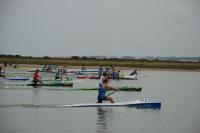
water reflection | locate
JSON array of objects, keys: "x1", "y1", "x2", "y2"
[
  {"x1": 96, "y1": 107, "x2": 113, "y2": 133},
  {"x1": 32, "y1": 88, "x2": 40, "y2": 104}
]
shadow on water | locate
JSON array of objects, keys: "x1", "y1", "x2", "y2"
[{"x1": 96, "y1": 107, "x2": 113, "y2": 133}]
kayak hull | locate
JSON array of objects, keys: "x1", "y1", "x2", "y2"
[
  {"x1": 0, "y1": 77, "x2": 29, "y2": 81},
  {"x1": 27, "y1": 70, "x2": 98, "y2": 74},
  {"x1": 73, "y1": 87, "x2": 142, "y2": 91},
  {"x1": 41, "y1": 78, "x2": 78, "y2": 83},
  {"x1": 58, "y1": 100, "x2": 161, "y2": 109},
  {"x1": 27, "y1": 82, "x2": 73, "y2": 87},
  {"x1": 76, "y1": 75, "x2": 137, "y2": 80}
]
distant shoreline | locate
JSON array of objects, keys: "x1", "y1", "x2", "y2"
[
  {"x1": 0, "y1": 56, "x2": 200, "y2": 71},
  {"x1": 2, "y1": 64, "x2": 200, "y2": 72}
]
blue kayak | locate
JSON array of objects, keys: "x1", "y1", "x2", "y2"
[
  {"x1": 57, "y1": 100, "x2": 161, "y2": 109},
  {"x1": 0, "y1": 77, "x2": 30, "y2": 81}
]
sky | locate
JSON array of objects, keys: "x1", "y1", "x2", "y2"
[{"x1": 0, "y1": 0, "x2": 200, "y2": 57}]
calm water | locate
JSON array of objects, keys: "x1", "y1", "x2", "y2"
[{"x1": 0, "y1": 69, "x2": 200, "y2": 133}]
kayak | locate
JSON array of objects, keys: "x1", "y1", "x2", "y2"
[
  {"x1": 27, "y1": 68, "x2": 58, "y2": 73},
  {"x1": 27, "y1": 81, "x2": 73, "y2": 87},
  {"x1": 0, "y1": 77, "x2": 30, "y2": 81},
  {"x1": 73, "y1": 86, "x2": 142, "y2": 91},
  {"x1": 41, "y1": 78, "x2": 79, "y2": 83},
  {"x1": 0, "y1": 99, "x2": 161, "y2": 109},
  {"x1": 122, "y1": 75, "x2": 137, "y2": 80},
  {"x1": 27, "y1": 70, "x2": 98, "y2": 74},
  {"x1": 76, "y1": 75, "x2": 137, "y2": 80},
  {"x1": 57, "y1": 100, "x2": 161, "y2": 109},
  {"x1": 27, "y1": 83, "x2": 73, "y2": 87},
  {"x1": 67, "y1": 70, "x2": 98, "y2": 74},
  {"x1": 76, "y1": 75, "x2": 90, "y2": 79}
]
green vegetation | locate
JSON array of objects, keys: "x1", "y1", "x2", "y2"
[{"x1": 0, "y1": 54, "x2": 200, "y2": 70}]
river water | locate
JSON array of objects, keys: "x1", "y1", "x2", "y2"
[{"x1": 0, "y1": 69, "x2": 199, "y2": 133}]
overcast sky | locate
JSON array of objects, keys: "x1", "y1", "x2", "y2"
[{"x1": 0, "y1": 0, "x2": 200, "y2": 57}]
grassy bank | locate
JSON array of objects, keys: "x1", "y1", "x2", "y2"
[{"x1": 0, "y1": 56, "x2": 200, "y2": 70}]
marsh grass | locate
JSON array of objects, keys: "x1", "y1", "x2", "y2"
[{"x1": 0, "y1": 57, "x2": 200, "y2": 70}]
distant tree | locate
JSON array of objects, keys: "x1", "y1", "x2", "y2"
[
  {"x1": 28, "y1": 56, "x2": 33, "y2": 59},
  {"x1": 89, "y1": 57, "x2": 96, "y2": 60},
  {"x1": 71, "y1": 56, "x2": 80, "y2": 59},
  {"x1": 16, "y1": 55, "x2": 21, "y2": 57},
  {"x1": 109, "y1": 58, "x2": 120, "y2": 60},
  {"x1": 0, "y1": 54, "x2": 6, "y2": 57},
  {"x1": 81, "y1": 56, "x2": 88, "y2": 59},
  {"x1": 43, "y1": 56, "x2": 51, "y2": 59},
  {"x1": 7, "y1": 54, "x2": 13, "y2": 57}
]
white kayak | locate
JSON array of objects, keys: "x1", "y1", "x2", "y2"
[
  {"x1": 0, "y1": 100, "x2": 161, "y2": 109},
  {"x1": 57, "y1": 100, "x2": 161, "y2": 109},
  {"x1": 122, "y1": 75, "x2": 137, "y2": 80},
  {"x1": 41, "y1": 78, "x2": 82, "y2": 83}
]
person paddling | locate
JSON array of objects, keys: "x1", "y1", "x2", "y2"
[
  {"x1": 0, "y1": 67, "x2": 5, "y2": 77},
  {"x1": 98, "y1": 65, "x2": 103, "y2": 79},
  {"x1": 129, "y1": 69, "x2": 138, "y2": 76},
  {"x1": 55, "y1": 69, "x2": 62, "y2": 80},
  {"x1": 97, "y1": 79, "x2": 118, "y2": 103},
  {"x1": 33, "y1": 69, "x2": 42, "y2": 85},
  {"x1": 99, "y1": 72, "x2": 110, "y2": 83}
]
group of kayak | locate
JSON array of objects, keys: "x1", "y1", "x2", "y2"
[
  {"x1": 31, "y1": 68, "x2": 131, "y2": 103},
  {"x1": 1, "y1": 64, "x2": 161, "y2": 108},
  {"x1": 27, "y1": 65, "x2": 139, "y2": 79}
]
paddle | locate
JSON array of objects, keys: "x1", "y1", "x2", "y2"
[{"x1": 106, "y1": 89, "x2": 118, "y2": 97}]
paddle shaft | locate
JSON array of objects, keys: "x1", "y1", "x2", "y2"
[{"x1": 106, "y1": 90, "x2": 118, "y2": 97}]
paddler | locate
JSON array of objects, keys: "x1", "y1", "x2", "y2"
[
  {"x1": 33, "y1": 69, "x2": 42, "y2": 85},
  {"x1": 0, "y1": 67, "x2": 2, "y2": 77},
  {"x1": 98, "y1": 65, "x2": 103, "y2": 79},
  {"x1": 55, "y1": 69, "x2": 62, "y2": 80},
  {"x1": 97, "y1": 78, "x2": 118, "y2": 103},
  {"x1": 0, "y1": 67, "x2": 4, "y2": 77},
  {"x1": 129, "y1": 69, "x2": 138, "y2": 76},
  {"x1": 99, "y1": 72, "x2": 109, "y2": 82}
]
